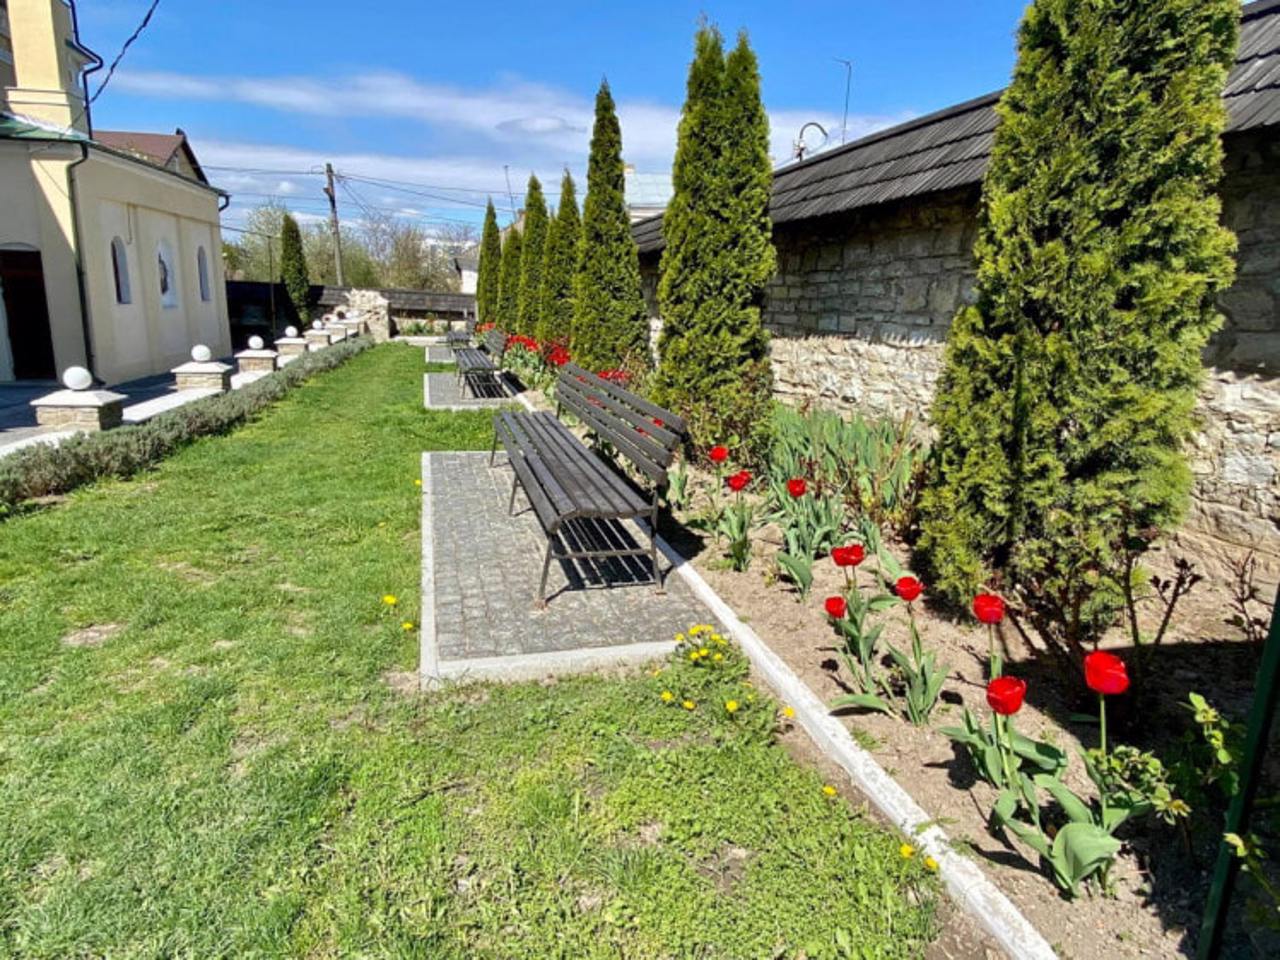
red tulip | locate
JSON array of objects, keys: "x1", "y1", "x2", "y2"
[
  {"x1": 831, "y1": 544, "x2": 866, "y2": 568},
  {"x1": 726, "y1": 470, "x2": 751, "y2": 492},
  {"x1": 709, "y1": 445, "x2": 729, "y2": 464},
  {"x1": 1084, "y1": 651, "x2": 1130, "y2": 696},
  {"x1": 895, "y1": 576, "x2": 923, "y2": 603},
  {"x1": 986, "y1": 676, "x2": 1027, "y2": 716},
  {"x1": 787, "y1": 477, "x2": 807, "y2": 498},
  {"x1": 972, "y1": 593, "x2": 1005, "y2": 625},
  {"x1": 652, "y1": 418, "x2": 665, "y2": 429},
  {"x1": 824, "y1": 596, "x2": 848, "y2": 619}
]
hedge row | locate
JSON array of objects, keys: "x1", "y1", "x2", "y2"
[{"x1": 0, "y1": 337, "x2": 372, "y2": 515}]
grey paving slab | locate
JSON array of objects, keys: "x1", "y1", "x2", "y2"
[
  {"x1": 425, "y1": 345, "x2": 455, "y2": 364},
  {"x1": 420, "y1": 451, "x2": 718, "y2": 683},
  {"x1": 423, "y1": 372, "x2": 520, "y2": 411}
]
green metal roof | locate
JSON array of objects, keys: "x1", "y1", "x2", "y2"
[{"x1": 0, "y1": 112, "x2": 88, "y2": 142}]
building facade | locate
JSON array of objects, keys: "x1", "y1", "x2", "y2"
[
  {"x1": 0, "y1": 0, "x2": 231, "y2": 386},
  {"x1": 636, "y1": 0, "x2": 1280, "y2": 585}
]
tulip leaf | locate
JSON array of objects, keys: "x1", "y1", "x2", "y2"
[
  {"x1": 1035, "y1": 775, "x2": 1095, "y2": 826},
  {"x1": 829, "y1": 692, "x2": 894, "y2": 716},
  {"x1": 1050, "y1": 823, "x2": 1120, "y2": 897}
]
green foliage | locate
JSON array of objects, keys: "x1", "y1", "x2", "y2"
[
  {"x1": 0, "y1": 341, "x2": 370, "y2": 516},
  {"x1": 279, "y1": 212, "x2": 310, "y2": 323},
  {"x1": 885, "y1": 613, "x2": 949, "y2": 727},
  {"x1": 477, "y1": 199, "x2": 501, "y2": 325},
  {"x1": 496, "y1": 226, "x2": 522, "y2": 332},
  {"x1": 653, "y1": 28, "x2": 776, "y2": 463},
  {"x1": 536, "y1": 171, "x2": 580, "y2": 346},
  {"x1": 516, "y1": 175, "x2": 549, "y2": 336},
  {"x1": 770, "y1": 405, "x2": 925, "y2": 534},
  {"x1": 918, "y1": 0, "x2": 1240, "y2": 648},
  {"x1": 716, "y1": 495, "x2": 754, "y2": 572},
  {"x1": 573, "y1": 81, "x2": 650, "y2": 373}
]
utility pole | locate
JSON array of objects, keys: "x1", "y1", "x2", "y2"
[
  {"x1": 323, "y1": 162, "x2": 346, "y2": 287},
  {"x1": 503, "y1": 164, "x2": 518, "y2": 220},
  {"x1": 835, "y1": 58, "x2": 853, "y2": 144}
]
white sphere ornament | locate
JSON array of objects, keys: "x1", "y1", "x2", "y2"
[
  {"x1": 284, "y1": 326, "x2": 298, "y2": 338},
  {"x1": 248, "y1": 335, "x2": 265, "y2": 350},
  {"x1": 62, "y1": 366, "x2": 93, "y2": 391},
  {"x1": 191, "y1": 344, "x2": 213, "y2": 362},
  {"x1": 312, "y1": 320, "x2": 323, "y2": 330}
]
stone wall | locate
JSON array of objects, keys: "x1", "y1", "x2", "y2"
[
  {"x1": 331, "y1": 289, "x2": 392, "y2": 342},
  {"x1": 638, "y1": 130, "x2": 1279, "y2": 586}
]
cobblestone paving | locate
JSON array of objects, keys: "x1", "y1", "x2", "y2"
[
  {"x1": 423, "y1": 373, "x2": 519, "y2": 410},
  {"x1": 425, "y1": 345, "x2": 455, "y2": 364},
  {"x1": 427, "y1": 451, "x2": 715, "y2": 662}
]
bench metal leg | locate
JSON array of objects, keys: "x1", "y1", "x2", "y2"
[
  {"x1": 489, "y1": 430, "x2": 501, "y2": 466},
  {"x1": 649, "y1": 507, "x2": 665, "y2": 595},
  {"x1": 508, "y1": 473, "x2": 521, "y2": 515},
  {"x1": 535, "y1": 540, "x2": 554, "y2": 609}
]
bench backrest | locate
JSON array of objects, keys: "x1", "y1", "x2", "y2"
[
  {"x1": 466, "y1": 316, "x2": 478, "y2": 334},
  {"x1": 483, "y1": 328, "x2": 507, "y2": 360},
  {"x1": 556, "y1": 364, "x2": 686, "y2": 486}
]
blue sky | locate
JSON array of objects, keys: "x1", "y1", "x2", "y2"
[{"x1": 77, "y1": 0, "x2": 1033, "y2": 233}]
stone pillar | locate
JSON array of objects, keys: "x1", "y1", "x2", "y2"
[
  {"x1": 234, "y1": 335, "x2": 278, "y2": 374},
  {"x1": 275, "y1": 325, "x2": 308, "y2": 364},
  {"x1": 304, "y1": 321, "x2": 334, "y2": 351},
  {"x1": 171, "y1": 345, "x2": 232, "y2": 392},
  {"x1": 324, "y1": 324, "x2": 349, "y2": 343},
  {"x1": 30, "y1": 366, "x2": 126, "y2": 432}
]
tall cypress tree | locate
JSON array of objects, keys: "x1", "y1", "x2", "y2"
[
  {"x1": 279, "y1": 212, "x2": 310, "y2": 327},
  {"x1": 573, "y1": 81, "x2": 649, "y2": 373},
  {"x1": 496, "y1": 226, "x2": 522, "y2": 332},
  {"x1": 477, "y1": 199, "x2": 501, "y2": 325},
  {"x1": 516, "y1": 175, "x2": 549, "y2": 336},
  {"x1": 537, "y1": 171, "x2": 580, "y2": 346},
  {"x1": 918, "y1": 0, "x2": 1239, "y2": 646},
  {"x1": 653, "y1": 27, "x2": 776, "y2": 459}
]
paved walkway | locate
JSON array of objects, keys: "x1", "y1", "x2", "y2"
[
  {"x1": 420, "y1": 451, "x2": 717, "y2": 683},
  {"x1": 425, "y1": 345, "x2": 454, "y2": 364},
  {"x1": 423, "y1": 372, "x2": 520, "y2": 410},
  {"x1": 0, "y1": 372, "x2": 183, "y2": 453}
]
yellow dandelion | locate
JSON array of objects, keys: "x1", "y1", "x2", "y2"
[
  {"x1": 698, "y1": 647, "x2": 709, "y2": 658},
  {"x1": 377, "y1": 521, "x2": 387, "y2": 528},
  {"x1": 401, "y1": 621, "x2": 414, "y2": 631},
  {"x1": 661, "y1": 690, "x2": 674, "y2": 703},
  {"x1": 382, "y1": 594, "x2": 398, "y2": 606},
  {"x1": 782, "y1": 705, "x2": 796, "y2": 719},
  {"x1": 822, "y1": 785, "x2": 837, "y2": 797},
  {"x1": 675, "y1": 633, "x2": 686, "y2": 644},
  {"x1": 688, "y1": 651, "x2": 700, "y2": 662},
  {"x1": 414, "y1": 479, "x2": 422, "y2": 487},
  {"x1": 899, "y1": 843, "x2": 915, "y2": 859},
  {"x1": 924, "y1": 856, "x2": 939, "y2": 872},
  {"x1": 712, "y1": 652, "x2": 724, "y2": 662},
  {"x1": 682, "y1": 699, "x2": 696, "y2": 711},
  {"x1": 725, "y1": 700, "x2": 740, "y2": 713}
]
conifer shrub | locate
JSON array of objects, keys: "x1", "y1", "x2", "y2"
[
  {"x1": 496, "y1": 227, "x2": 522, "y2": 333},
  {"x1": 917, "y1": 0, "x2": 1239, "y2": 652},
  {"x1": 573, "y1": 81, "x2": 650, "y2": 375},
  {"x1": 477, "y1": 200, "x2": 501, "y2": 325},
  {"x1": 516, "y1": 176, "x2": 549, "y2": 336},
  {"x1": 536, "y1": 171, "x2": 580, "y2": 347},
  {"x1": 280, "y1": 213, "x2": 310, "y2": 326},
  {"x1": 652, "y1": 27, "x2": 776, "y2": 464}
]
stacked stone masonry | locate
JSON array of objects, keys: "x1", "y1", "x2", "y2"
[{"x1": 639, "y1": 131, "x2": 1279, "y2": 587}]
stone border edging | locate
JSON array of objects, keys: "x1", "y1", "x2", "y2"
[{"x1": 643, "y1": 526, "x2": 1058, "y2": 960}]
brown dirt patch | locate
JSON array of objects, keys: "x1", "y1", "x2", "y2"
[
  {"x1": 382, "y1": 670, "x2": 420, "y2": 697},
  {"x1": 61, "y1": 623, "x2": 123, "y2": 648}
]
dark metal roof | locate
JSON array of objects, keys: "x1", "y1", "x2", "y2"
[
  {"x1": 635, "y1": 0, "x2": 1280, "y2": 255},
  {"x1": 315, "y1": 286, "x2": 476, "y2": 313}
]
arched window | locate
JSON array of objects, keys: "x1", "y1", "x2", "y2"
[
  {"x1": 197, "y1": 246, "x2": 211, "y2": 302},
  {"x1": 110, "y1": 237, "x2": 131, "y2": 304},
  {"x1": 156, "y1": 240, "x2": 178, "y2": 308}
]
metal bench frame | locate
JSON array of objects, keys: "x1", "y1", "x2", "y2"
[
  {"x1": 455, "y1": 328, "x2": 507, "y2": 398},
  {"x1": 490, "y1": 364, "x2": 685, "y2": 607},
  {"x1": 446, "y1": 316, "x2": 478, "y2": 349}
]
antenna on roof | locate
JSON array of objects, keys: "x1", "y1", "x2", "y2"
[
  {"x1": 793, "y1": 122, "x2": 829, "y2": 162},
  {"x1": 834, "y1": 58, "x2": 853, "y2": 144}
]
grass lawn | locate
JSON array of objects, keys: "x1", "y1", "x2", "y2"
[{"x1": 0, "y1": 344, "x2": 940, "y2": 958}]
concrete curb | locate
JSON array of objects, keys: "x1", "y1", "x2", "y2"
[{"x1": 643, "y1": 525, "x2": 1057, "y2": 960}]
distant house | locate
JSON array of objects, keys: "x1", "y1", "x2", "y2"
[
  {"x1": 624, "y1": 166, "x2": 672, "y2": 222},
  {"x1": 453, "y1": 255, "x2": 478, "y2": 294},
  {"x1": 0, "y1": 0, "x2": 231, "y2": 385}
]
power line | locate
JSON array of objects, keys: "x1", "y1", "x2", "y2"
[{"x1": 91, "y1": 0, "x2": 162, "y2": 105}]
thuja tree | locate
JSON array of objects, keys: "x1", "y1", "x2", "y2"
[
  {"x1": 918, "y1": 0, "x2": 1239, "y2": 651},
  {"x1": 516, "y1": 175, "x2": 549, "y2": 336},
  {"x1": 477, "y1": 199, "x2": 501, "y2": 324},
  {"x1": 496, "y1": 227, "x2": 522, "y2": 332},
  {"x1": 537, "y1": 171, "x2": 580, "y2": 346},
  {"x1": 652, "y1": 27, "x2": 776, "y2": 461},
  {"x1": 573, "y1": 81, "x2": 649, "y2": 373},
  {"x1": 280, "y1": 212, "x2": 310, "y2": 326}
]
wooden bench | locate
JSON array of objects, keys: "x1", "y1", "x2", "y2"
[
  {"x1": 490, "y1": 364, "x2": 685, "y2": 606},
  {"x1": 446, "y1": 316, "x2": 477, "y2": 349},
  {"x1": 455, "y1": 328, "x2": 508, "y2": 398}
]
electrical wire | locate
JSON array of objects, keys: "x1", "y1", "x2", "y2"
[{"x1": 91, "y1": 0, "x2": 162, "y2": 105}]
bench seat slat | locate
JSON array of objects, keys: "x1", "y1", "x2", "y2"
[{"x1": 520, "y1": 412, "x2": 645, "y2": 517}]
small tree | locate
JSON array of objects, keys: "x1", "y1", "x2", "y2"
[
  {"x1": 280, "y1": 212, "x2": 310, "y2": 326},
  {"x1": 536, "y1": 171, "x2": 580, "y2": 346},
  {"x1": 477, "y1": 199, "x2": 501, "y2": 324},
  {"x1": 653, "y1": 27, "x2": 776, "y2": 460},
  {"x1": 516, "y1": 175, "x2": 549, "y2": 336},
  {"x1": 918, "y1": 0, "x2": 1239, "y2": 651},
  {"x1": 496, "y1": 226, "x2": 522, "y2": 332},
  {"x1": 572, "y1": 81, "x2": 649, "y2": 373}
]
